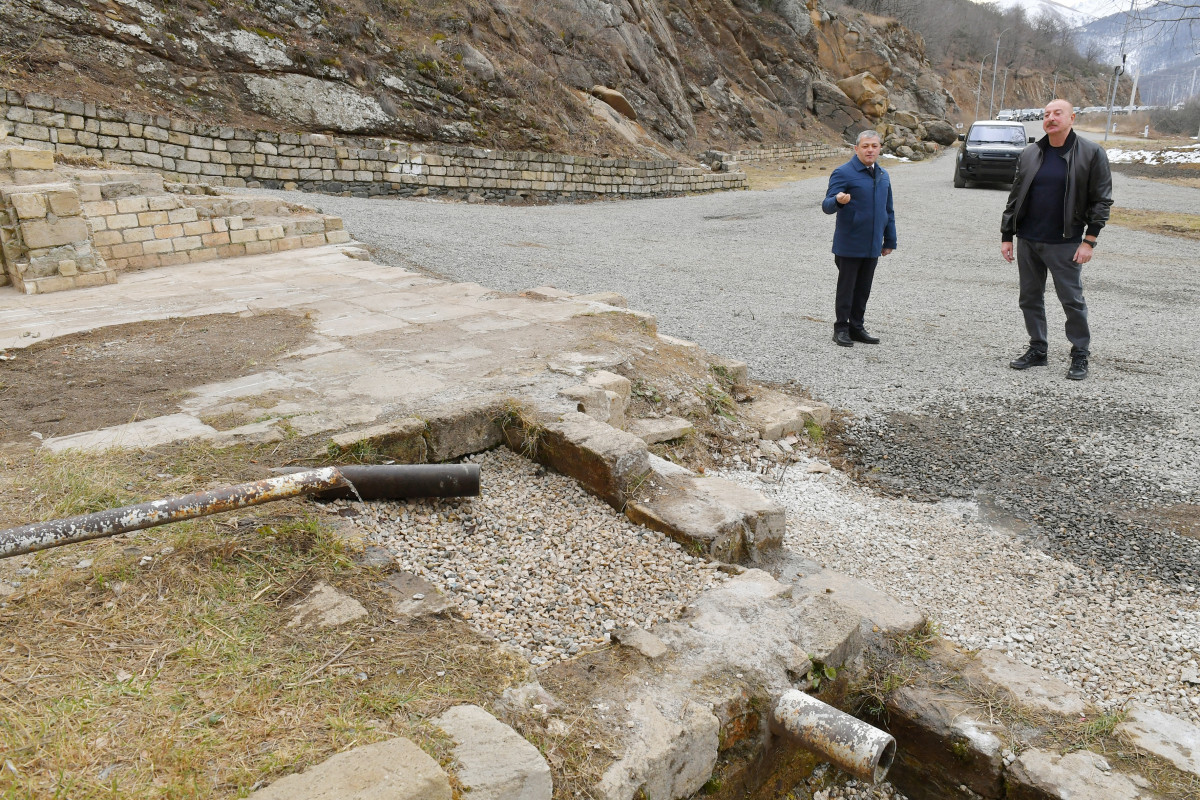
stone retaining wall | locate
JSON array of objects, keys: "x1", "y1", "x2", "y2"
[
  {"x1": 0, "y1": 88, "x2": 748, "y2": 202},
  {"x1": 727, "y1": 142, "x2": 849, "y2": 164}
]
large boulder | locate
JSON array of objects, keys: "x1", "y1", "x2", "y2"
[
  {"x1": 836, "y1": 72, "x2": 888, "y2": 120},
  {"x1": 923, "y1": 119, "x2": 958, "y2": 146},
  {"x1": 241, "y1": 74, "x2": 392, "y2": 133}
]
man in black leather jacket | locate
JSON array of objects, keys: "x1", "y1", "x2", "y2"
[{"x1": 1000, "y1": 99, "x2": 1113, "y2": 380}]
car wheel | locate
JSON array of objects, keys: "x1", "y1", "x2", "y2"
[{"x1": 954, "y1": 168, "x2": 966, "y2": 188}]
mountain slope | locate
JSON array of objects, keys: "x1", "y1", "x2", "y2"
[{"x1": 0, "y1": 0, "x2": 957, "y2": 157}]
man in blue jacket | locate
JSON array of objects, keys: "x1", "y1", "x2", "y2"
[{"x1": 822, "y1": 130, "x2": 897, "y2": 347}]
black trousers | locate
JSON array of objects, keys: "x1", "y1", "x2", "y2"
[
  {"x1": 834, "y1": 255, "x2": 878, "y2": 332},
  {"x1": 1016, "y1": 239, "x2": 1090, "y2": 357}
]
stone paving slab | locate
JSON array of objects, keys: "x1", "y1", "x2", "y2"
[{"x1": 0, "y1": 245, "x2": 663, "y2": 452}]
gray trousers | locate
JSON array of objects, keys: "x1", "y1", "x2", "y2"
[{"x1": 1016, "y1": 239, "x2": 1090, "y2": 357}]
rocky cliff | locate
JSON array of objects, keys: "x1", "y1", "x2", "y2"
[{"x1": 1, "y1": 0, "x2": 959, "y2": 158}]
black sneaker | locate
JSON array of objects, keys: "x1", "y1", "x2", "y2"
[
  {"x1": 833, "y1": 330, "x2": 853, "y2": 347},
  {"x1": 1066, "y1": 356, "x2": 1088, "y2": 380},
  {"x1": 1010, "y1": 347, "x2": 1048, "y2": 370}
]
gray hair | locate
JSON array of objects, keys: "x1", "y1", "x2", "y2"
[{"x1": 855, "y1": 129, "x2": 882, "y2": 145}]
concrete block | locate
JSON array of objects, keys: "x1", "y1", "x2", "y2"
[
  {"x1": 963, "y1": 649, "x2": 1092, "y2": 718},
  {"x1": 627, "y1": 416, "x2": 694, "y2": 445},
  {"x1": 230, "y1": 228, "x2": 257, "y2": 244},
  {"x1": 513, "y1": 410, "x2": 649, "y2": 510},
  {"x1": 1006, "y1": 750, "x2": 1146, "y2": 800},
  {"x1": 173, "y1": 236, "x2": 202, "y2": 252},
  {"x1": 142, "y1": 238, "x2": 173, "y2": 255},
  {"x1": 246, "y1": 738, "x2": 451, "y2": 800},
  {"x1": 201, "y1": 231, "x2": 231, "y2": 247},
  {"x1": 882, "y1": 686, "x2": 1005, "y2": 800},
  {"x1": 19, "y1": 216, "x2": 89, "y2": 249},
  {"x1": 153, "y1": 223, "x2": 184, "y2": 239},
  {"x1": 792, "y1": 570, "x2": 925, "y2": 636},
  {"x1": 329, "y1": 418, "x2": 428, "y2": 463},
  {"x1": 1116, "y1": 703, "x2": 1200, "y2": 778},
  {"x1": 244, "y1": 240, "x2": 273, "y2": 255},
  {"x1": 167, "y1": 207, "x2": 198, "y2": 224},
  {"x1": 324, "y1": 229, "x2": 351, "y2": 244},
  {"x1": 182, "y1": 219, "x2": 213, "y2": 236},
  {"x1": 122, "y1": 226, "x2": 154, "y2": 243},
  {"x1": 9, "y1": 192, "x2": 48, "y2": 220},
  {"x1": 421, "y1": 399, "x2": 507, "y2": 462},
  {"x1": 107, "y1": 213, "x2": 139, "y2": 230},
  {"x1": 82, "y1": 200, "x2": 117, "y2": 217},
  {"x1": 137, "y1": 211, "x2": 170, "y2": 226},
  {"x1": 627, "y1": 473, "x2": 784, "y2": 563},
  {"x1": 46, "y1": 190, "x2": 81, "y2": 217},
  {"x1": 7, "y1": 148, "x2": 54, "y2": 170},
  {"x1": 740, "y1": 387, "x2": 832, "y2": 440},
  {"x1": 115, "y1": 196, "x2": 149, "y2": 214},
  {"x1": 431, "y1": 705, "x2": 552, "y2": 800}
]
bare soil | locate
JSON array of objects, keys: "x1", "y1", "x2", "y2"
[{"x1": 0, "y1": 312, "x2": 312, "y2": 448}]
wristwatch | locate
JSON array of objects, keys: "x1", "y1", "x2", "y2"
[{"x1": 1082, "y1": 239, "x2": 1096, "y2": 247}]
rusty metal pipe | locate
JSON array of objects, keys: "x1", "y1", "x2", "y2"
[
  {"x1": 772, "y1": 689, "x2": 896, "y2": 784},
  {"x1": 0, "y1": 468, "x2": 345, "y2": 559},
  {"x1": 272, "y1": 464, "x2": 480, "y2": 501}
]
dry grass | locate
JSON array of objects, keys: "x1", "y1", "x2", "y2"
[
  {"x1": 1108, "y1": 207, "x2": 1200, "y2": 241},
  {"x1": 0, "y1": 445, "x2": 526, "y2": 799}
]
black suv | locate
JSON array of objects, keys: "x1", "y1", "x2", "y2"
[{"x1": 953, "y1": 121, "x2": 1034, "y2": 188}]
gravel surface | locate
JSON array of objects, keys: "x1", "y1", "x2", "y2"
[{"x1": 339, "y1": 448, "x2": 726, "y2": 665}]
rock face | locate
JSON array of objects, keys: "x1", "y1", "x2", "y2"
[{"x1": 0, "y1": 0, "x2": 955, "y2": 156}]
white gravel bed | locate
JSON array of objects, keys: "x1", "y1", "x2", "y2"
[
  {"x1": 720, "y1": 457, "x2": 1200, "y2": 726},
  {"x1": 343, "y1": 448, "x2": 727, "y2": 664}
]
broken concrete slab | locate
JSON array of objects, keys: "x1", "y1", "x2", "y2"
[
  {"x1": 286, "y1": 581, "x2": 368, "y2": 629},
  {"x1": 627, "y1": 415, "x2": 694, "y2": 444},
  {"x1": 431, "y1": 704, "x2": 552, "y2": 800},
  {"x1": 42, "y1": 413, "x2": 219, "y2": 452},
  {"x1": 739, "y1": 387, "x2": 832, "y2": 440},
  {"x1": 963, "y1": 648, "x2": 1092, "y2": 718},
  {"x1": 378, "y1": 571, "x2": 449, "y2": 620},
  {"x1": 420, "y1": 398, "x2": 506, "y2": 462},
  {"x1": 328, "y1": 418, "x2": 428, "y2": 463},
  {"x1": 1006, "y1": 749, "x2": 1151, "y2": 800},
  {"x1": 595, "y1": 696, "x2": 719, "y2": 800},
  {"x1": 883, "y1": 686, "x2": 1005, "y2": 800},
  {"x1": 516, "y1": 411, "x2": 649, "y2": 510},
  {"x1": 709, "y1": 355, "x2": 748, "y2": 385},
  {"x1": 627, "y1": 473, "x2": 784, "y2": 563},
  {"x1": 246, "y1": 737, "x2": 451, "y2": 800},
  {"x1": 791, "y1": 569, "x2": 925, "y2": 637},
  {"x1": 611, "y1": 626, "x2": 669, "y2": 660},
  {"x1": 1116, "y1": 703, "x2": 1200, "y2": 778}
]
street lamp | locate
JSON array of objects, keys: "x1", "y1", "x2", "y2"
[
  {"x1": 975, "y1": 54, "x2": 992, "y2": 121},
  {"x1": 1051, "y1": 70, "x2": 1060, "y2": 98},
  {"x1": 989, "y1": 28, "x2": 1012, "y2": 118},
  {"x1": 1000, "y1": 66, "x2": 1010, "y2": 114}
]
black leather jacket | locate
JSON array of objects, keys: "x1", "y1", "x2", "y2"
[{"x1": 1001, "y1": 130, "x2": 1113, "y2": 242}]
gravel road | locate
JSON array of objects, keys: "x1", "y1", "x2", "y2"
[{"x1": 261, "y1": 141, "x2": 1200, "y2": 731}]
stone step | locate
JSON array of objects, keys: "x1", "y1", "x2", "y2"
[{"x1": 245, "y1": 737, "x2": 452, "y2": 800}]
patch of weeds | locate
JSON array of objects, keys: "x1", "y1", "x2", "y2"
[
  {"x1": 895, "y1": 619, "x2": 939, "y2": 660},
  {"x1": 803, "y1": 417, "x2": 825, "y2": 444},
  {"x1": 329, "y1": 437, "x2": 381, "y2": 463},
  {"x1": 807, "y1": 657, "x2": 838, "y2": 691},
  {"x1": 631, "y1": 378, "x2": 661, "y2": 405},
  {"x1": 698, "y1": 383, "x2": 735, "y2": 420},
  {"x1": 703, "y1": 776, "x2": 724, "y2": 794},
  {"x1": 495, "y1": 399, "x2": 544, "y2": 459}
]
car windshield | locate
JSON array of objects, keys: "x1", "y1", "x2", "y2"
[{"x1": 968, "y1": 127, "x2": 1026, "y2": 145}]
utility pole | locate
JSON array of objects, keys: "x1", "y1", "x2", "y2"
[
  {"x1": 1105, "y1": 0, "x2": 1138, "y2": 143},
  {"x1": 990, "y1": 28, "x2": 1011, "y2": 118},
  {"x1": 1000, "y1": 67, "x2": 1010, "y2": 114},
  {"x1": 1052, "y1": 70, "x2": 1060, "y2": 98},
  {"x1": 975, "y1": 54, "x2": 992, "y2": 121}
]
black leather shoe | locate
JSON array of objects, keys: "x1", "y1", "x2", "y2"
[
  {"x1": 849, "y1": 328, "x2": 880, "y2": 344},
  {"x1": 1066, "y1": 356, "x2": 1088, "y2": 380},
  {"x1": 833, "y1": 330, "x2": 853, "y2": 347},
  {"x1": 1010, "y1": 347, "x2": 1048, "y2": 370}
]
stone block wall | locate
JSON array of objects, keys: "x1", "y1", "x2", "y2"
[
  {"x1": 0, "y1": 87, "x2": 748, "y2": 202},
  {"x1": 0, "y1": 164, "x2": 114, "y2": 293},
  {"x1": 727, "y1": 142, "x2": 849, "y2": 165}
]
